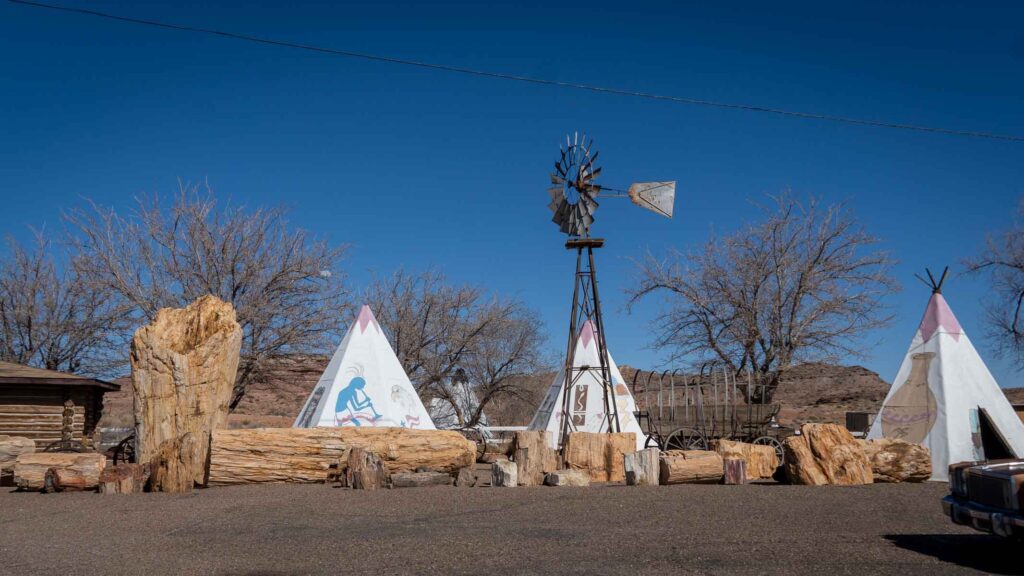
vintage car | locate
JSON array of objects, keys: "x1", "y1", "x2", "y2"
[{"x1": 942, "y1": 459, "x2": 1024, "y2": 540}]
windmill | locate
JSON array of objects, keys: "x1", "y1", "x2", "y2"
[{"x1": 546, "y1": 132, "x2": 676, "y2": 450}]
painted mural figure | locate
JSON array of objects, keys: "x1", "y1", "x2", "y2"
[
  {"x1": 335, "y1": 376, "x2": 382, "y2": 426},
  {"x1": 881, "y1": 352, "x2": 938, "y2": 443}
]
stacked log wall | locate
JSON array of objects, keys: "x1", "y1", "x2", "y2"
[{"x1": 0, "y1": 387, "x2": 101, "y2": 448}]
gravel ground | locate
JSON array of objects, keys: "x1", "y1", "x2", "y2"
[{"x1": 0, "y1": 481, "x2": 1018, "y2": 575}]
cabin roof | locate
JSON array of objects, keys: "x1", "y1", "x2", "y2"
[{"x1": 0, "y1": 361, "x2": 120, "y2": 391}]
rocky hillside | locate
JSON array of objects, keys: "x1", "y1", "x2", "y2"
[{"x1": 99, "y1": 357, "x2": 1024, "y2": 429}]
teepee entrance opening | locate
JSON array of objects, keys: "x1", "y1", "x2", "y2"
[{"x1": 978, "y1": 407, "x2": 1015, "y2": 460}]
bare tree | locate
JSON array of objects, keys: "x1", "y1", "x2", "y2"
[
  {"x1": 0, "y1": 231, "x2": 125, "y2": 374},
  {"x1": 965, "y1": 200, "x2": 1024, "y2": 367},
  {"x1": 362, "y1": 269, "x2": 547, "y2": 427},
  {"x1": 628, "y1": 193, "x2": 895, "y2": 401},
  {"x1": 64, "y1": 182, "x2": 349, "y2": 408}
]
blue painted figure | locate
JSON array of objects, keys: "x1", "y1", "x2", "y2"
[{"x1": 334, "y1": 376, "x2": 381, "y2": 426}]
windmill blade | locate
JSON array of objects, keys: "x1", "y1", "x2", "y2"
[
  {"x1": 548, "y1": 187, "x2": 563, "y2": 201},
  {"x1": 627, "y1": 181, "x2": 676, "y2": 218},
  {"x1": 550, "y1": 174, "x2": 565, "y2": 185}
]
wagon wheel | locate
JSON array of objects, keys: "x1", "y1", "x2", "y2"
[
  {"x1": 113, "y1": 434, "x2": 136, "y2": 465},
  {"x1": 644, "y1": 433, "x2": 663, "y2": 450},
  {"x1": 752, "y1": 436, "x2": 785, "y2": 465},
  {"x1": 664, "y1": 428, "x2": 707, "y2": 451}
]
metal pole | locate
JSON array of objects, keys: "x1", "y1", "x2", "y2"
[
  {"x1": 557, "y1": 247, "x2": 584, "y2": 451},
  {"x1": 587, "y1": 245, "x2": 620, "y2": 433}
]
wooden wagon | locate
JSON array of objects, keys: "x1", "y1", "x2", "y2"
[{"x1": 631, "y1": 364, "x2": 789, "y2": 464}]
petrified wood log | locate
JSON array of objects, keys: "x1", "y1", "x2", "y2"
[
  {"x1": 390, "y1": 471, "x2": 453, "y2": 488},
  {"x1": 14, "y1": 452, "x2": 106, "y2": 491},
  {"x1": 563, "y1": 432, "x2": 636, "y2": 483},
  {"x1": 659, "y1": 450, "x2": 723, "y2": 485},
  {"x1": 131, "y1": 295, "x2": 242, "y2": 490},
  {"x1": 207, "y1": 427, "x2": 475, "y2": 485},
  {"x1": 783, "y1": 424, "x2": 873, "y2": 486}
]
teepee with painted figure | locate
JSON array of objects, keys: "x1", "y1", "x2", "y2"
[
  {"x1": 528, "y1": 320, "x2": 646, "y2": 450},
  {"x1": 293, "y1": 305, "x2": 435, "y2": 430},
  {"x1": 868, "y1": 269, "x2": 1024, "y2": 480}
]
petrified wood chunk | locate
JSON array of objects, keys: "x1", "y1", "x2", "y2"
[
  {"x1": 783, "y1": 424, "x2": 873, "y2": 486},
  {"x1": 858, "y1": 438, "x2": 931, "y2": 483},
  {"x1": 563, "y1": 432, "x2": 636, "y2": 483},
  {"x1": 624, "y1": 447, "x2": 660, "y2": 486}
]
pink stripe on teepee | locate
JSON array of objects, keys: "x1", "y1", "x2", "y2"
[
  {"x1": 356, "y1": 305, "x2": 380, "y2": 334},
  {"x1": 580, "y1": 320, "x2": 597, "y2": 349},
  {"x1": 919, "y1": 294, "x2": 962, "y2": 342}
]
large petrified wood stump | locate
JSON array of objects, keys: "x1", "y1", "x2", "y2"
[
  {"x1": 207, "y1": 427, "x2": 475, "y2": 485},
  {"x1": 131, "y1": 295, "x2": 242, "y2": 492},
  {"x1": 783, "y1": 424, "x2": 873, "y2": 486},
  {"x1": 563, "y1": 432, "x2": 636, "y2": 483}
]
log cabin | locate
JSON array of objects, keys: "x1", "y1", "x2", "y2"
[{"x1": 0, "y1": 361, "x2": 119, "y2": 449}]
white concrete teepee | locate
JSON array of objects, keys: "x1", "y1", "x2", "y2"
[
  {"x1": 868, "y1": 285, "x2": 1024, "y2": 480},
  {"x1": 528, "y1": 320, "x2": 646, "y2": 450},
  {"x1": 293, "y1": 305, "x2": 435, "y2": 430}
]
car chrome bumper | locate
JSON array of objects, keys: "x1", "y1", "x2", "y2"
[{"x1": 943, "y1": 495, "x2": 1024, "y2": 538}]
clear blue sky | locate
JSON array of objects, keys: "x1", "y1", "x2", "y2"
[{"x1": 2, "y1": 1, "x2": 1023, "y2": 386}]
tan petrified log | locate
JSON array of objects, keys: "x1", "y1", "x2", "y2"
[
  {"x1": 624, "y1": 447, "x2": 660, "y2": 486},
  {"x1": 1, "y1": 435, "x2": 35, "y2": 474},
  {"x1": 207, "y1": 427, "x2": 475, "y2": 485},
  {"x1": 858, "y1": 438, "x2": 931, "y2": 483},
  {"x1": 783, "y1": 424, "x2": 873, "y2": 486},
  {"x1": 511, "y1": 430, "x2": 558, "y2": 486},
  {"x1": 563, "y1": 432, "x2": 636, "y2": 483},
  {"x1": 711, "y1": 439, "x2": 779, "y2": 481},
  {"x1": 98, "y1": 463, "x2": 147, "y2": 494},
  {"x1": 131, "y1": 295, "x2": 242, "y2": 491},
  {"x1": 13, "y1": 452, "x2": 106, "y2": 491},
  {"x1": 658, "y1": 450, "x2": 724, "y2": 485}
]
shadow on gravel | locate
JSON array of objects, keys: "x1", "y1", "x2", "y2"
[{"x1": 886, "y1": 534, "x2": 1023, "y2": 575}]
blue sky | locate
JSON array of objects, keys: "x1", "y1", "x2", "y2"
[{"x1": 2, "y1": 1, "x2": 1023, "y2": 386}]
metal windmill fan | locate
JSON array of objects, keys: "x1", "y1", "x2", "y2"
[{"x1": 547, "y1": 133, "x2": 676, "y2": 238}]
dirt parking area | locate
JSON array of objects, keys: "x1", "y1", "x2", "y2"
[{"x1": 0, "y1": 481, "x2": 1018, "y2": 575}]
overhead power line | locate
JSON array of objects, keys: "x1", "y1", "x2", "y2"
[{"x1": 8, "y1": 0, "x2": 1024, "y2": 143}]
